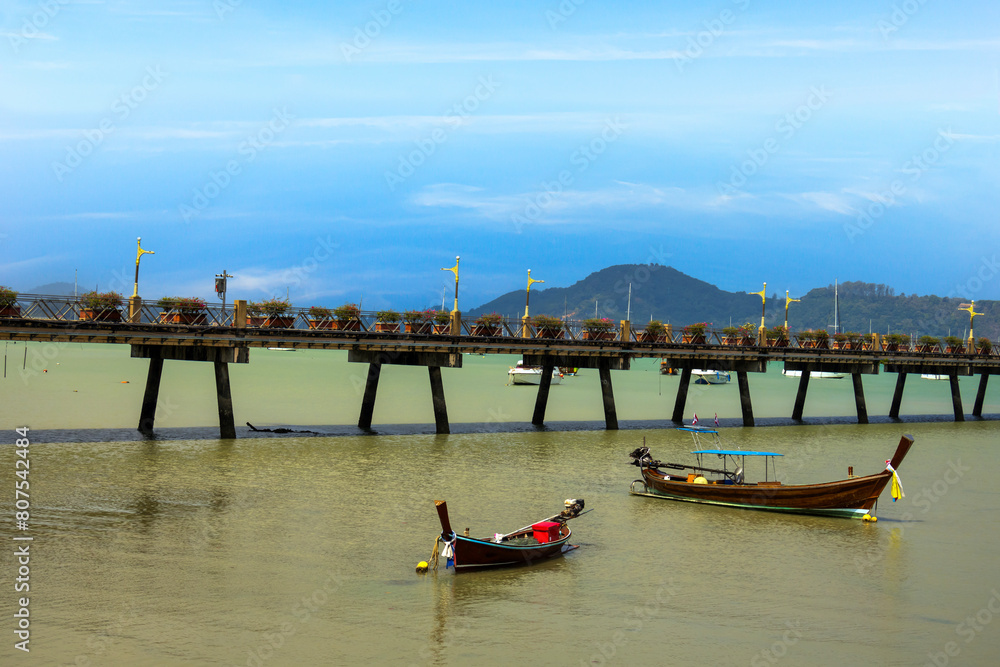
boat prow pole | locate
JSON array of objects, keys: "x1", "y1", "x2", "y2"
[
  {"x1": 434, "y1": 500, "x2": 454, "y2": 537},
  {"x1": 889, "y1": 434, "x2": 914, "y2": 470}
]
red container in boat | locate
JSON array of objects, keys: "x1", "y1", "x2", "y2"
[{"x1": 532, "y1": 521, "x2": 561, "y2": 543}]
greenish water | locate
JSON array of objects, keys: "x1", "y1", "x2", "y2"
[
  {"x1": 3, "y1": 343, "x2": 998, "y2": 431},
  {"x1": 1, "y1": 344, "x2": 999, "y2": 665}
]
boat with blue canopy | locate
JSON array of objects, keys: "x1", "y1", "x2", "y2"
[{"x1": 628, "y1": 428, "x2": 913, "y2": 520}]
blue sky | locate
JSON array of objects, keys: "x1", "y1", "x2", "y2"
[{"x1": 2, "y1": 1, "x2": 998, "y2": 311}]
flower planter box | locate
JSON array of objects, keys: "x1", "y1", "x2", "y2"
[
  {"x1": 247, "y1": 316, "x2": 294, "y2": 328},
  {"x1": 375, "y1": 322, "x2": 400, "y2": 333},
  {"x1": 721, "y1": 336, "x2": 738, "y2": 346},
  {"x1": 946, "y1": 346, "x2": 965, "y2": 354},
  {"x1": 978, "y1": 346, "x2": 994, "y2": 356},
  {"x1": 432, "y1": 324, "x2": 450, "y2": 334},
  {"x1": 916, "y1": 345, "x2": 939, "y2": 353},
  {"x1": 80, "y1": 309, "x2": 121, "y2": 322},
  {"x1": 405, "y1": 322, "x2": 432, "y2": 334},
  {"x1": 308, "y1": 319, "x2": 335, "y2": 330},
  {"x1": 0, "y1": 305, "x2": 21, "y2": 318},
  {"x1": 472, "y1": 325, "x2": 501, "y2": 337},
  {"x1": 768, "y1": 339, "x2": 789, "y2": 348},
  {"x1": 332, "y1": 319, "x2": 361, "y2": 331},
  {"x1": 681, "y1": 334, "x2": 705, "y2": 344},
  {"x1": 160, "y1": 312, "x2": 207, "y2": 325},
  {"x1": 637, "y1": 332, "x2": 665, "y2": 343},
  {"x1": 738, "y1": 337, "x2": 756, "y2": 346},
  {"x1": 583, "y1": 330, "x2": 614, "y2": 341},
  {"x1": 534, "y1": 328, "x2": 565, "y2": 339}
]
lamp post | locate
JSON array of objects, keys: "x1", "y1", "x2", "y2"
[
  {"x1": 441, "y1": 256, "x2": 460, "y2": 312},
  {"x1": 784, "y1": 290, "x2": 800, "y2": 331},
  {"x1": 133, "y1": 237, "x2": 155, "y2": 298},
  {"x1": 131, "y1": 237, "x2": 154, "y2": 323},
  {"x1": 959, "y1": 301, "x2": 983, "y2": 348},
  {"x1": 216, "y1": 270, "x2": 233, "y2": 318},
  {"x1": 524, "y1": 269, "x2": 544, "y2": 319},
  {"x1": 749, "y1": 282, "x2": 767, "y2": 342}
]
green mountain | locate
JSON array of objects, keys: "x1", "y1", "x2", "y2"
[{"x1": 468, "y1": 265, "x2": 999, "y2": 340}]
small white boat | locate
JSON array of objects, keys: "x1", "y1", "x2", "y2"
[
  {"x1": 267, "y1": 347, "x2": 296, "y2": 352},
  {"x1": 692, "y1": 369, "x2": 731, "y2": 385},
  {"x1": 921, "y1": 374, "x2": 949, "y2": 381},
  {"x1": 508, "y1": 361, "x2": 563, "y2": 385},
  {"x1": 782, "y1": 369, "x2": 845, "y2": 379}
]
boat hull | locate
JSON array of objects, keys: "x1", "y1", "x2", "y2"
[
  {"x1": 452, "y1": 526, "x2": 574, "y2": 570},
  {"x1": 509, "y1": 369, "x2": 562, "y2": 385}
]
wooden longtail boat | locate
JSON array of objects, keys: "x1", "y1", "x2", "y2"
[
  {"x1": 432, "y1": 499, "x2": 586, "y2": 571},
  {"x1": 628, "y1": 428, "x2": 913, "y2": 519}
]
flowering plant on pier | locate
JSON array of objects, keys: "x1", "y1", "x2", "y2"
[
  {"x1": 308, "y1": 306, "x2": 332, "y2": 320},
  {"x1": 403, "y1": 310, "x2": 428, "y2": 323},
  {"x1": 248, "y1": 298, "x2": 290, "y2": 316},
  {"x1": 943, "y1": 336, "x2": 963, "y2": 353},
  {"x1": 0, "y1": 286, "x2": 17, "y2": 307},
  {"x1": 976, "y1": 337, "x2": 993, "y2": 355},
  {"x1": 157, "y1": 297, "x2": 206, "y2": 313},
  {"x1": 80, "y1": 291, "x2": 123, "y2": 311},
  {"x1": 583, "y1": 317, "x2": 614, "y2": 331},
  {"x1": 476, "y1": 312, "x2": 503, "y2": 326},
  {"x1": 333, "y1": 303, "x2": 360, "y2": 321}
]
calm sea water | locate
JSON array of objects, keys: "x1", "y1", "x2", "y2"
[{"x1": 2, "y1": 344, "x2": 999, "y2": 665}]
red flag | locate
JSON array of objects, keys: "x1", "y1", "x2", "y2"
[
  {"x1": 714, "y1": 413, "x2": 719, "y2": 426},
  {"x1": 692, "y1": 412, "x2": 698, "y2": 425}
]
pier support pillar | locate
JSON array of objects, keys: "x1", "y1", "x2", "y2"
[
  {"x1": 791, "y1": 370, "x2": 811, "y2": 421},
  {"x1": 973, "y1": 374, "x2": 989, "y2": 417},
  {"x1": 737, "y1": 371, "x2": 754, "y2": 427},
  {"x1": 531, "y1": 361, "x2": 554, "y2": 426},
  {"x1": 214, "y1": 361, "x2": 236, "y2": 439},
  {"x1": 137, "y1": 357, "x2": 164, "y2": 435},
  {"x1": 671, "y1": 368, "x2": 692, "y2": 423},
  {"x1": 949, "y1": 373, "x2": 965, "y2": 421},
  {"x1": 358, "y1": 362, "x2": 382, "y2": 429},
  {"x1": 889, "y1": 372, "x2": 906, "y2": 419},
  {"x1": 599, "y1": 360, "x2": 618, "y2": 430},
  {"x1": 428, "y1": 366, "x2": 450, "y2": 434},
  {"x1": 852, "y1": 373, "x2": 869, "y2": 424}
]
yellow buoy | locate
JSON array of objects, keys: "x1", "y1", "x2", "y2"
[
  {"x1": 862, "y1": 514, "x2": 871, "y2": 522},
  {"x1": 870, "y1": 516, "x2": 878, "y2": 522},
  {"x1": 693, "y1": 476, "x2": 708, "y2": 485},
  {"x1": 415, "y1": 561, "x2": 429, "y2": 574}
]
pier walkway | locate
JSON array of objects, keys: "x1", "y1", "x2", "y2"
[{"x1": 1, "y1": 294, "x2": 998, "y2": 438}]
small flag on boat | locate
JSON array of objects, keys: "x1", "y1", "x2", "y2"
[
  {"x1": 714, "y1": 413, "x2": 719, "y2": 426},
  {"x1": 885, "y1": 461, "x2": 905, "y2": 502},
  {"x1": 692, "y1": 413, "x2": 698, "y2": 425}
]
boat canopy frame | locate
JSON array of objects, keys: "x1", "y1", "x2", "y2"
[{"x1": 678, "y1": 426, "x2": 782, "y2": 483}]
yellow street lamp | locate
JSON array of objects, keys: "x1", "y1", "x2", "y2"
[
  {"x1": 441, "y1": 256, "x2": 460, "y2": 312},
  {"x1": 749, "y1": 282, "x2": 767, "y2": 338},
  {"x1": 959, "y1": 301, "x2": 983, "y2": 347},
  {"x1": 784, "y1": 290, "x2": 801, "y2": 330},
  {"x1": 524, "y1": 269, "x2": 544, "y2": 319},
  {"x1": 133, "y1": 237, "x2": 155, "y2": 298}
]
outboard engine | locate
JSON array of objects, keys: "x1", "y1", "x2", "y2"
[
  {"x1": 561, "y1": 498, "x2": 585, "y2": 518},
  {"x1": 629, "y1": 446, "x2": 659, "y2": 467}
]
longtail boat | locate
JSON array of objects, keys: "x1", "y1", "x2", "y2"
[
  {"x1": 628, "y1": 427, "x2": 913, "y2": 519},
  {"x1": 430, "y1": 499, "x2": 586, "y2": 571}
]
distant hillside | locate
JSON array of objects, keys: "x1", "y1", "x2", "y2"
[
  {"x1": 28, "y1": 282, "x2": 77, "y2": 296},
  {"x1": 469, "y1": 265, "x2": 999, "y2": 340}
]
